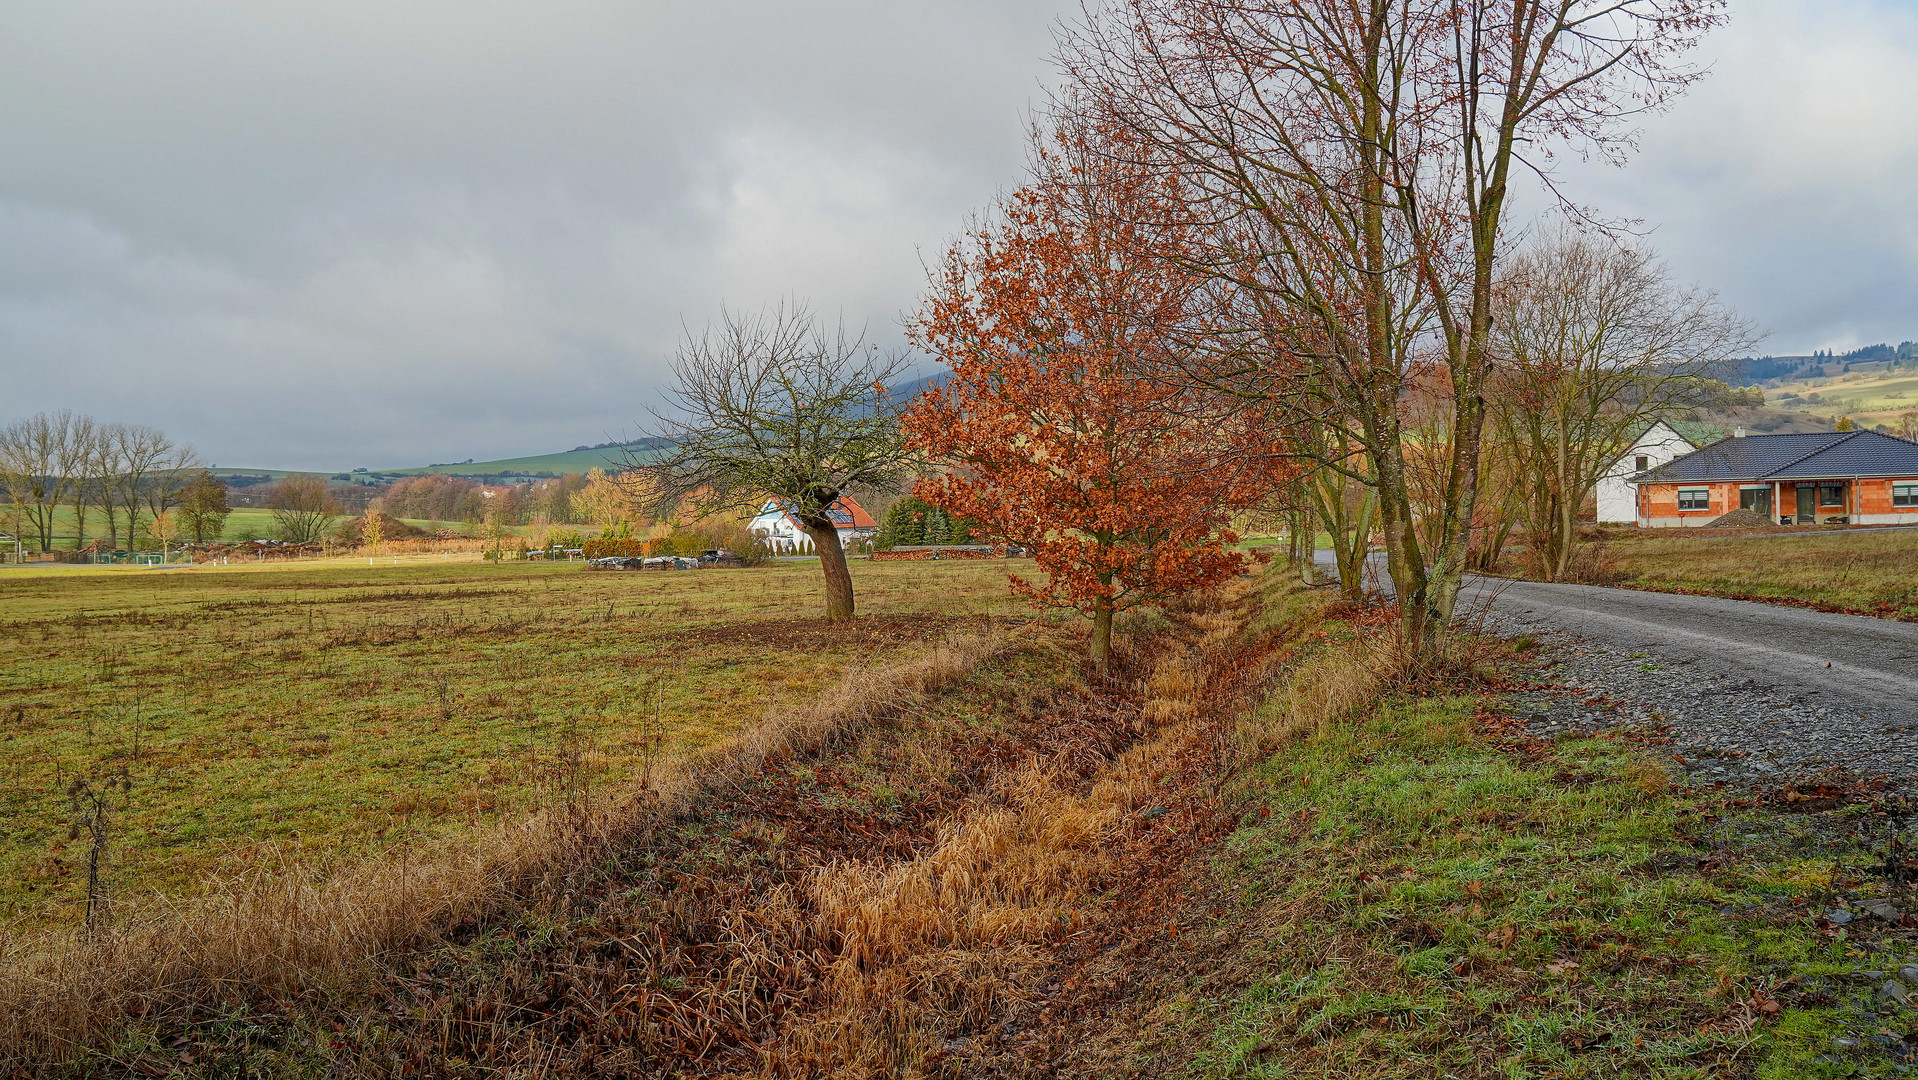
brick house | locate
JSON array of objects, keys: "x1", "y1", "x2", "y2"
[{"x1": 1631, "y1": 430, "x2": 1918, "y2": 527}]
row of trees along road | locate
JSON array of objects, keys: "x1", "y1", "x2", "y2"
[
  {"x1": 1047, "y1": 0, "x2": 1733, "y2": 652},
  {"x1": 628, "y1": 0, "x2": 1742, "y2": 665},
  {"x1": 0, "y1": 411, "x2": 213, "y2": 552}
]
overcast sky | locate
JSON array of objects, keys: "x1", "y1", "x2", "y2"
[{"x1": 1, "y1": 0, "x2": 1913, "y2": 470}]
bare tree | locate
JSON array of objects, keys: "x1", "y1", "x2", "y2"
[
  {"x1": 0, "y1": 410, "x2": 93, "y2": 551},
  {"x1": 62, "y1": 414, "x2": 100, "y2": 551},
  {"x1": 1489, "y1": 230, "x2": 1757, "y2": 580},
  {"x1": 1061, "y1": 0, "x2": 1727, "y2": 652},
  {"x1": 641, "y1": 303, "x2": 915, "y2": 620},
  {"x1": 104, "y1": 424, "x2": 200, "y2": 549},
  {"x1": 87, "y1": 424, "x2": 128, "y2": 549},
  {"x1": 178, "y1": 470, "x2": 232, "y2": 543},
  {"x1": 1893, "y1": 412, "x2": 1918, "y2": 444},
  {"x1": 135, "y1": 430, "x2": 201, "y2": 542},
  {"x1": 269, "y1": 474, "x2": 343, "y2": 544}
]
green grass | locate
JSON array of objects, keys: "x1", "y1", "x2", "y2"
[
  {"x1": 0, "y1": 558, "x2": 1024, "y2": 929},
  {"x1": 1767, "y1": 369, "x2": 1918, "y2": 426},
  {"x1": 8, "y1": 506, "x2": 496, "y2": 549},
  {"x1": 1166, "y1": 690, "x2": 1876, "y2": 1077},
  {"x1": 1603, "y1": 529, "x2": 1918, "y2": 619}
]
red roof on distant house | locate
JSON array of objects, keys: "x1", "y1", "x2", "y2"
[
  {"x1": 764, "y1": 494, "x2": 877, "y2": 531},
  {"x1": 831, "y1": 495, "x2": 877, "y2": 529}
]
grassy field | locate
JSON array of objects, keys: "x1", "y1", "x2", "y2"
[
  {"x1": 209, "y1": 440, "x2": 663, "y2": 482},
  {"x1": 1767, "y1": 367, "x2": 1918, "y2": 428},
  {"x1": 12, "y1": 506, "x2": 484, "y2": 549},
  {"x1": 0, "y1": 557, "x2": 1024, "y2": 929},
  {"x1": 1139, "y1": 690, "x2": 1897, "y2": 1077},
  {"x1": 1600, "y1": 528, "x2": 1918, "y2": 619},
  {"x1": 1, "y1": 564, "x2": 1901, "y2": 1076}
]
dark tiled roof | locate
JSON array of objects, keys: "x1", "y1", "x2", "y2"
[{"x1": 1637, "y1": 430, "x2": 1918, "y2": 482}]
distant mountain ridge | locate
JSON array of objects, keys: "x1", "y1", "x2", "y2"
[
  {"x1": 205, "y1": 373, "x2": 954, "y2": 482},
  {"x1": 209, "y1": 439, "x2": 672, "y2": 484},
  {"x1": 1733, "y1": 342, "x2": 1918, "y2": 384}
]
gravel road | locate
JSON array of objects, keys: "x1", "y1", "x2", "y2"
[{"x1": 1324, "y1": 553, "x2": 1918, "y2": 786}]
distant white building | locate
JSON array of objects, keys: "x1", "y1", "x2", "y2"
[
  {"x1": 1595, "y1": 420, "x2": 1704, "y2": 523},
  {"x1": 747, "y1": 495, "x2": 878, "y2": 554}
]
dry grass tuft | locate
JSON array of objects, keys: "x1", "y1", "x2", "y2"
[
  {"x1": 0, "y1": 632, "x2": 1005, "y2": 1075},
  {"x1": 761, "y1": 584, "x2": 1266, "y2": 1079},
  {"x1": 1140, "y1": 655, "x2": 1202, "y2": 726},
  {"x1": 1238, "y1": 636, "x2": 1403, "y2": 758},
  {"x1": 770, "y1": 765, "x2": 1117, "y2": 1077}
]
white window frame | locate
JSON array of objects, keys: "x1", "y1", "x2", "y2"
[
  {"x1": 1894, "y1": 483, "x2": 1918, "y2": 508},
  {"x1": 1676, "y1": 487, "x2": 1710, "y2": 512}
]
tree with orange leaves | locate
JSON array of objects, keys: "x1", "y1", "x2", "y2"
[{"x1": 905, "y1": 115, "x2": 1288, "y2": 671}]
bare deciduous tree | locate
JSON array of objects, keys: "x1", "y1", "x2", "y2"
[
  {"x1": 641, "y1": 303, "x2": 915, "y2": 620},
  {"x1": 269, "y1": 474, "x2": 343, "y2": 544},
  {"x1": 1061, "y1": 0, "x2": 1728, "y2": 652},
  {"x1": 108, "y1": 425, "x2": 201, "y2": 548},
  {"x1": 0, "y1": 411, "x2": 93, "y2": 551},
  {"x1": 1489, "y1": 230, "x2": 1757, "y2": 579}
]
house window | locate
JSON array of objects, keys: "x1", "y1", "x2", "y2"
[
  {"x1": 1894, "y1": 484, "x2": 1918, "y2": 508},
  {"x1": 1677, "y1": 488, "x2": 1710, "y2": 511},
  {"x1": 1819, "y1": 483, "x2": 1846, "y2": 507},
  {"x1": 1634, "y1": 455, "x2": 1649, "y2": 472}
]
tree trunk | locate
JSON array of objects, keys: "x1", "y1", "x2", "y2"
[
  {"x1": 799, "y1": 518, "x2": 856, "y2": 620},
  {"x1": 1089, "y1": 598, "x2": 1114, "y2": 674}
]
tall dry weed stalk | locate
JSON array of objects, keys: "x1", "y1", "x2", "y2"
[{"x1": 0, "y1": 633, "x2": 1005, "y2": 1075}]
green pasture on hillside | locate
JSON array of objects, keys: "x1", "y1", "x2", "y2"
[
  {"x1": 0, "y1": 557, "x2": 1024, "y2": 929},
  {"x1": 1768, "y1": 369, "x2": 1918, "y2": 426}
]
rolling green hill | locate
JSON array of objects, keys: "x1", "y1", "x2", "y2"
[{"x1": 210, "y1": 439, "x2": 670, "y2": 484}]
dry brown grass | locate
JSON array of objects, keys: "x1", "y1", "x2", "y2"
[
  {"x1": 0, "y1": 632, "x2": 1006, "y2": 1075},
  {"x1": 770, "y1": 764, "x2": 1117, "y2": 1077},
  {"x1": 758, "y1": 589, "x2": 1252, "y2": 1079},
  {"x1": 1237, "y1": 635, "x2": 1400, "y2": 758}
]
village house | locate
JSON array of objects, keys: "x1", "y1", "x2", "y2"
[
  {"x1": 747, "y1": 495, "x2": 878, "y2": 554},
  {"x1": 1631, "y1": 430, "x2": 1918, "y2": 527},
  {"x1": 1595, "y1": 420, "x2": 1718, "y2": 523}
]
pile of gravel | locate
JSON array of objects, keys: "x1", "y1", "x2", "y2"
[{"x1": 1704, "y1": 507, "x2": 1777, "y2": 528}]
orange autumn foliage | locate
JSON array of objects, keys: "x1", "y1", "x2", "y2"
[{"x1": 905, "y1": 118, "x2": 1292, "y2": 669}]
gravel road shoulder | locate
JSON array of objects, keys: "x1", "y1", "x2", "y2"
[{"x1": 1505, "y1": 632, "x2": 1918, "y2": 791}]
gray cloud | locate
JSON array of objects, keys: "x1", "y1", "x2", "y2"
[
  {"x1": 2, "y1": 0, "x2": 1913, "y2": 469},
  {"x1": 1545, "y1": 0, "x2": 1918, "y2": 355},
  {"x1": 0, "y1": 1, "x2": 1065, "y2": 469}
]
